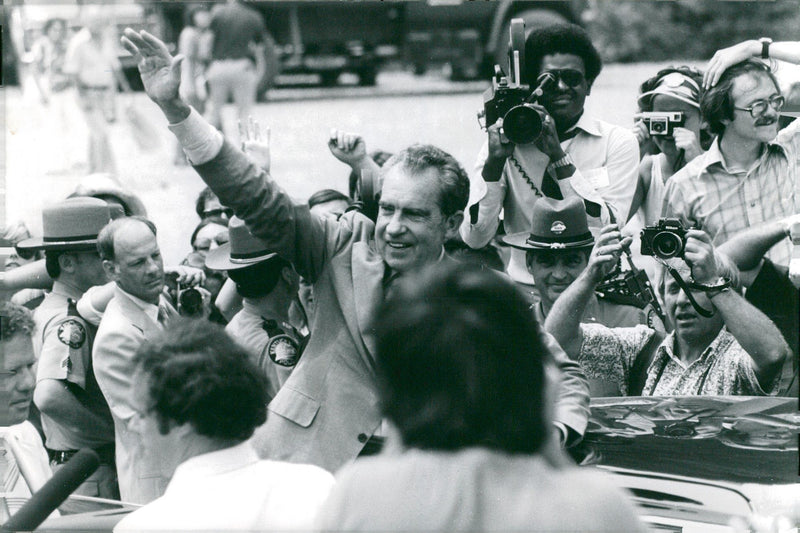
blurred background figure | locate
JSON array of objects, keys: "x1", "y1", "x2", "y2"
[
  {"x1": 2, "y1": 222, "x2": 45, "y2": 310},
  {"x1": 64, "y1": 6, "x2": 132, "y2": 174},
  {"x1": 308, "y1": 189, "x2": 350, "y2": 220},
  {"x1": 195, "y1": 187, "x2": 233, "y2": 223}
]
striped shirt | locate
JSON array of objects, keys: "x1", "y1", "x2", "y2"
[{"x1": 662, "y1": 118, "x2": 800, "y2": 266}]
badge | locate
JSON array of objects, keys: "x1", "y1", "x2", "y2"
[
  {"x1": 550, "y1": 220, "x2": 566, "y2": 235},
  {"x1": 267, "y1": 334, "x2": 300, "y2": 367},
  {"x1": 57, "y1": 320, "x2": 86, "y2": 349}
]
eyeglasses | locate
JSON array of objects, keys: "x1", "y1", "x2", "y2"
[
  {"x1": 733, "y1": 94, "x2": 785, "y2": 117},
  {"x1": 541, "y1": 68, "x2": 585, "y2": 88},
  {"x1": 202, "y1": 208, "x2": 233, "y2": 219}
]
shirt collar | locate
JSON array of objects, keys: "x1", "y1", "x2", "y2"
[
  {"x1": 116, "y1": 285, "x2": 161, "y2": 324},
  {"x1": 165, "y1": 441, "x2": 259, "y2": 494},
  {"x1": 653, "y1": 327, "x2": 728, "y2": 370},
  {"x1": 701, "y1": 136, "x2": 786, "y2": 174},
  {"x1": 51, "y1": 280, "x2": 84, "y2": 301},
  {"x1": 566, "y1": 113, "x2": 602, "y2": 138}
]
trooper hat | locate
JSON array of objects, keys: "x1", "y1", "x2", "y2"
[
  {"x1": 17, "y1": 197, "x2": 112, "y2": 252},
  {"x1": 501, "y1": 196, "x2": 595, "y2": 250},
  {"x1": 205, "y1": 216, "x2": 278, "y2": 271}
]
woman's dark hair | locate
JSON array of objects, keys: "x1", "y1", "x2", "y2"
[
  {"x1": 227, "y1": 256, "x2": 291, "y2": 298},
  {"x1": 194, "y1": 187, "x2": 223, "y2": 219},
  {"x1": 701, "y1": 60, "x2": 780, "y2": 137},
  {"x1": 523, "y1": 23, "x2": 602, "y2": 86},
  {"x1": 134, "y1": 319, "x2": 268, "y2": 441},
  {"x1": 190, "y1": 216, "x2": 229, "y2": 250},
  {"x1": 375, "y1": 263, "x2": 550, "y2": 454}
]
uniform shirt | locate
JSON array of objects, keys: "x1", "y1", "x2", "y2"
[
  {"x1": 114, "y1": 441, "x2": 334, "y2": 532},
  {"x1": 225, "y1": 301, "x2": 297, "y2": 400},
  {"x1": 663, "y1": 118, "x2": 800, "y2": 266},
  {"x1": 315, "y1": 447, "x2": 645, "y2": 532},
  {"x1": 579, "y1": 324, "x2": 777, "y2": 396},
  {"x1": 33, "y1": 281, "x2": 114, "y2": 450},
  {"x1": 461, "y1": 114, "x2": 639, "y2": 284}
]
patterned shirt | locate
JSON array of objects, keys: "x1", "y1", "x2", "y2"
[
  {"x1": 579, "y1": 324, "x2": 776, "y2": 396},
  {"x1": 662, "y1": 118, "x2": 800, "y2": 266}
]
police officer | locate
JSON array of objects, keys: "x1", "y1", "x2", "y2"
[
  {"x1": 17, "y1": 197, "x2": 118, "y2": 499},
  {"x1": 206, "y1": 216, "x2": 304, "y2": 400}
]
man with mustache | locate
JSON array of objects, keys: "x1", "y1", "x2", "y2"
[
  {"x1": 461, "y1": 23, "x2": 639, "y2": 295},
  {"x1": 93, "y1": 217, "x2": 175, "y2": 503},
  {"x1": 663, "y1": 38, "x2": 800, "y2": 266}
]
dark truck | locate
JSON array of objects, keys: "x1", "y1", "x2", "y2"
[{"x1": 157, "y1": 0, "x2": 584, "y2": 88}]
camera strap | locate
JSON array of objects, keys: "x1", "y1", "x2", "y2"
[{"x1": 660, "y1": 262, "x2": 715, "y2": 318}]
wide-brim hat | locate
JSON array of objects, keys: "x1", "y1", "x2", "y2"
[
  {"x1": 17, "y1": 197, "x2": 112, "y2": 251},
  {"x1": 501, "y1": 196, "x2": 595, "y2": 250},
  {"x1": 205, "y1": 216, "x2": 278, "y2": 271}
]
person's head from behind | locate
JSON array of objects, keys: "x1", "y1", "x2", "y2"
[
  {"x1": 185, "y1": 6, "x2": 211, "y2": 30},
  {"x1": 375, "y1": 144, "x2": 468, "y2": 274},
  {"x1": 98, "y1": 217, "x2": 164, "y2": 305},
  {"x1": 0, "y1": 303, "x2": 36, "y2": 427},
  {"x1": 375, "y1": 263, "x2": 551, "y2": 454},
  {"x1": 132, "y1": 319, "x2": 267, "y2": 475},
  {"x1": 638, "y1": 66, "x2": 710, "y2": 155},
  {"x1": 523, "y1": 23, "x2": 601, "y2": 127},
  {"x1": 701, "y1": 60, "x2": 782, "y2": 144},
  {"x1": 195, "y1": 187, "x2": 232, "y2": 222},
  {"x1": 308, "y1": 189, "x2": 350, "y2": 221}
]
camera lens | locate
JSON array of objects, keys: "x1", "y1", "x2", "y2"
[
  {"x1": 503, "y1": 104, "x2": 543, "y2": 145},
  {"x1": 652, "y1": 231, "x2": 683, "y2": 258},
  {"x1": 179, "y1": 288, "x2": 204, "y2": 316},
  {"x1": 650, "y1": 119, "x2": 667, "y2": 135}
]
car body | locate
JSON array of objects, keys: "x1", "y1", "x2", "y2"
[{"x1": 580, "y1": 396, "x2": 800, "y2": 532}]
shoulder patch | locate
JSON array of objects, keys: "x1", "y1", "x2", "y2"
[
  {"x1": 57, "y1": 319, "x2": 87, "y2": 349},
  {"x1": 267, "y1": 334, "x2": 300, "y2": 367}
]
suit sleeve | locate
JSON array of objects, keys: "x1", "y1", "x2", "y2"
[
  {"x1": 193, "y1": 141, "x2": 369, "y2": 282},
  {"x1": 542, "y1": 329, "x2": 590, "y2": 442}
]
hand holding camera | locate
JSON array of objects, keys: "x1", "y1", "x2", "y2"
[
  {"x1": 640, "y1": 220, "x2": 717, "y2": 283},
  {"x1": 586, "y1": 224, "x2": 632, "y2": 284}
]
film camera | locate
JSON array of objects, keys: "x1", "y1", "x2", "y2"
[
  {"x1": 635, "y1": 111, "x2": 685, "y2": 137},
  {"x1": 479, "y1": 19, "x2": 556, "y2": 145},
  {"x1": 165, "y1": 272, "x2": 204, "y2": 317},
  {"x1": 640, "y1": 218, "x2": 688, "y2": 259}
]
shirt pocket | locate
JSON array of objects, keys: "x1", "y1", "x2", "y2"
[
  {"x1": 268, "y1": 387, "x2": 320, "y2": 428},
  {"x1": 583, "y1": 167, "x2": 610, "y2": 189}
]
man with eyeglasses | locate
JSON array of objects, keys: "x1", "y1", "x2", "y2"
[
  {"x1": 663, "y1": 38, "x2": 800, "y2": 267},
  {"x1": 461, "y1": 23, "x2": 639, "y2": 294}
]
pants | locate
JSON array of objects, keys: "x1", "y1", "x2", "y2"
[
  {"x1": 76, "y1": 85, "x2": 117, "y2": 174},
  {"x1": 205, "y1": 59, "x2": 259, "y2": 140},
  {"x1": 50, "y1": 461, "x2": 119, "y2": 505}
]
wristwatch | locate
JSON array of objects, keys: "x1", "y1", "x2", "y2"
[{"x1": 759, "y1": 37, "x2": 773, "y2": 59}]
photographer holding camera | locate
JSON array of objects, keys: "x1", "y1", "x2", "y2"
[
  {"x1": 544, "y1": 224, "x2": 789, "y2": 397},
  {"x1": 461, "y1": 23, "x2": 639, "y2": 291},
  {"x1": 663, "y1": 38, "x2": 800, "y2": 267}
]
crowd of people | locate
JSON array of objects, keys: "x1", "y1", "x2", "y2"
[{"x1": 1, "y1": 11, "x2": 799, "y2": 532}]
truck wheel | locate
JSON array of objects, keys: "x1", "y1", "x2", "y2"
[
  {"x1": 357, "y1": 66, "x2": 377, "y2": 86},
  {"x1": 320, "y1": 71, "x2": 340, "y2": 87},
  {"x1": 493, "y1": 9, "x2": 568, "y2": 72}
]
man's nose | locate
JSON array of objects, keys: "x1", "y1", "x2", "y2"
[
  {"x1": 385, "y1": 213, "x2": 405, "y2": 235},
  {"x1": 18, "y1": 366, "x2": 35, "y2": 393}
]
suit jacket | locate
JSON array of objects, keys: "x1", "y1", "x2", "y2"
[
  {"x1": 194, "y1": 141, "x2": 589, "y2": 473},
  {"x1": 93, "y1": 287, "x2": 169, "y2": 504}
]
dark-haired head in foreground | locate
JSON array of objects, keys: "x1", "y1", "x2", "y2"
[{"x1": 375, "y1": 262, "x2": 551, "y2": 454}]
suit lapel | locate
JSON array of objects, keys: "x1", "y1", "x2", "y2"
[
  {"x1": 351, "y1": 243, "x2": 386, "y2": 361},
  {"x1": 114, "y1": 287, "x2": 159, "y2": 335}
]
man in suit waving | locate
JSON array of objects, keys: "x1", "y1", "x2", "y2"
[{"x1": 120, "y1": 29, "x2": 590, "y2": 474}]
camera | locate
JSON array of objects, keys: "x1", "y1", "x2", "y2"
[
  {"x1": 480, "y1": 19, "x2": 555, "y2": 145},
  {"x1": 640, "y1": 218, "x2": 688, "y2": 259},
  {"x1": 635, "y1": 111, "x2": 685, "y2": 137},
  {"x1": 165, "y1": 272, "x2": 204, "y2": 317}
]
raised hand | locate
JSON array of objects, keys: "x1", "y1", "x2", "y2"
[
  {"x1": 683, "y1": 229, "x2": 718, "y2": 285},
  {"x1": 671, "y1": 127, "x2": 703, "y2": 163},
  {"x1": 121, "y1": 28, "x2": 183, "y2": 105},
  {"x1": 703, "y1": 40, "x2": 761, "y2": 89},
  {"x1": 328, "y1": 129, "x2": 368, "y2": 168},
  {"x1": 585, "y1": 224, "x2": 631, "y2": 284},
  {"x1": 240, "y1": 116, "x2": 271, "y2": 172}
]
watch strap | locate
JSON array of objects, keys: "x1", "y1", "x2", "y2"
[{"x1": 760, "y1": 37, "x2": 772, "y2": 59}]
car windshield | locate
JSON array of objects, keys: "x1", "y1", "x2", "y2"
[{"x1": 580, "y1": 396, "x2": 800, "y2": 484}]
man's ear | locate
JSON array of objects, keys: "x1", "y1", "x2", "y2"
[
  {"x1": 102, "y1": 259, "x2": 118, "y2": 282},
  {"x1": 58, "y1": 253, "x2": 76, "y2": 274},
  {"x1": 444, "y1": 211, "x2": 464, "y2": 241}
]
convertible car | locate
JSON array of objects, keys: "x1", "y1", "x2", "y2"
[{"x1": 2, "y1": 396, "x2": 798, "y2": 532}]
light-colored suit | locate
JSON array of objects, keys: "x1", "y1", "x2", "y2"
[
  {"x1": 92, "y1": 287, "x2": 169, "y2": 504},
  {"x1": 194, "y1": 141, "x2": 589, "y2": 473}
]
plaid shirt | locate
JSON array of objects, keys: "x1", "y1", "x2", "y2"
[
  {"x1": 662, "y1": 119, "x2": 800, "y2": 266},
  {"x1": 579, "y1": 324, "x2": 776, "y2": 396}
]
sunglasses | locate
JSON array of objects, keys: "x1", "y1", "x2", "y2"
[
  {"x1": 733, "y1": 94, "x2": 785, "y2": 118},
  {"x1": 202, "y1": 208, "x2": 234, "y2": 219},
  {"x1": 541, "y1": 68, "x2": 585, "y2": 88}
]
